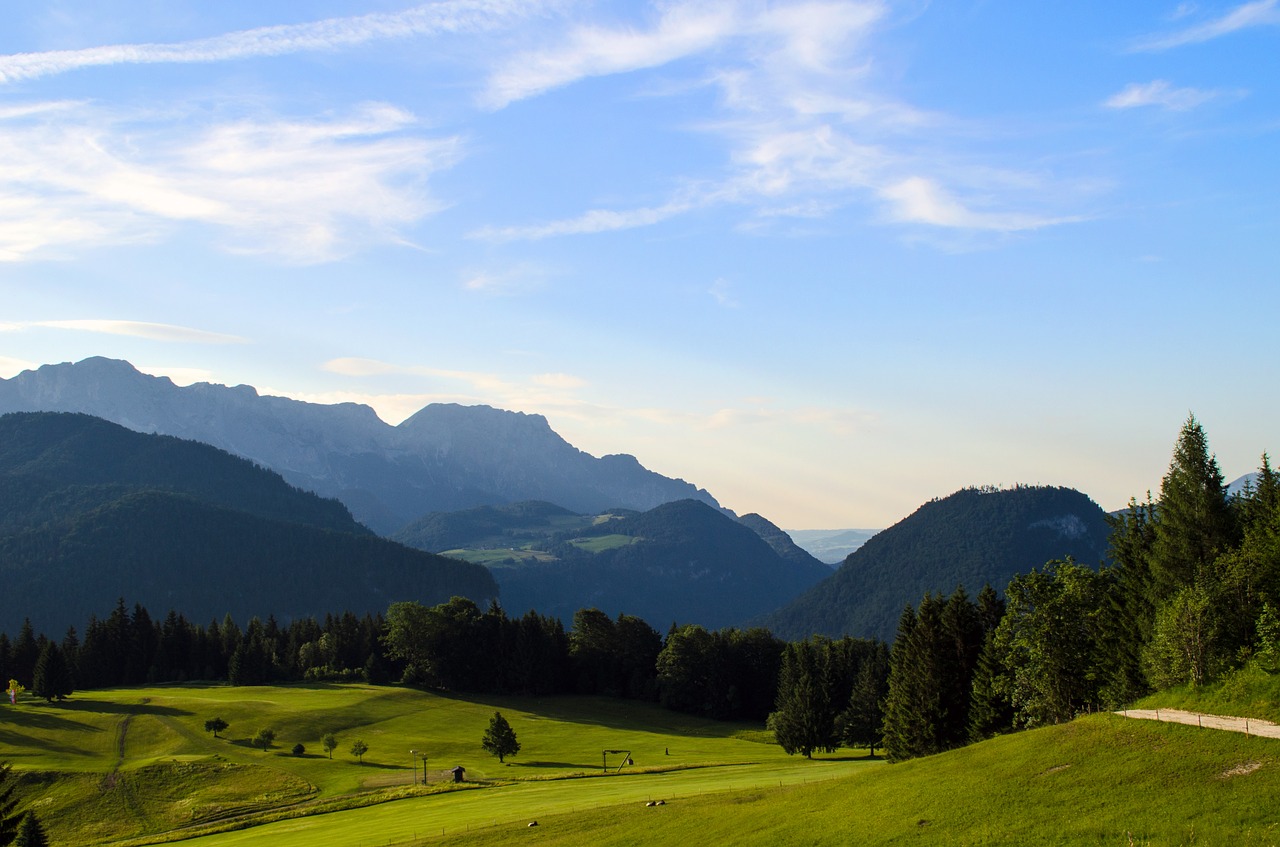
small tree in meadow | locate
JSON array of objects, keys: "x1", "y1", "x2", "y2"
[
  {"x1": 351, "y1": 739, "x2": 368, "y2": 763},
  {"x1": 204, "y1": 717, "x2": 228, "y2": 738},
  {"x1": 322, "y1": 732, "x2": 338, "y2": 759},
  {"x1": 482, "y1": 711, "x2": 520, "y2": 764},
  {"x1": 253, "y1": 728, "x2": 275, "y2": 753}
]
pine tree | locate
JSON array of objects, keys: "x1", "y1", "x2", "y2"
[
  {"x1": 838, "y1": 641, "x2": 889, "y2": 756},
  {"x1": 767, "y1": 639, "x2": 836, "y2": 758},
  {"x1": 13, "y1": 811, "x2": 46, "y2": 847},
  {"x1": 31, "y1": 642, "x2": 73, "y2": 703},
  {"x1": 481, "y1": 712, "x2": 520, "y2": 763},
  {"x1": 1149, "y1": 414, "x2": 1235, "y2": 601},
  {"x1": 0, "y1": 762, "x2": 21, "y2": 846}
]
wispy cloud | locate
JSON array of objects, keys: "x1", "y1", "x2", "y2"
[
  {"x1": 878, "y1": 177, "x2": 1078, "y2": 232},
  {"x1": 709, "y1": 278, "x2": 740, "y2": 308},
  {"x1": 0, "y1": 0, "x2": 542, "y2": 84},
  {"x1": 1104, "y1": 80, "x2": 1227, "y2": 111},
  {"x1": 474, "y1": 0, "x2": 1084, "y2": 240},
  {"x1": 1131, "y1": 0, "x2": 1280, "y2": 51},
  {"x1": 31, "y1": 319, "x2": 249, "y2": 344},
  {"x1": 472, "y1": 200, "x2": 696, "y2": 241},
  {"x1": 0, "y1": 356, "x2": 39, "y2": 378},
  {"x1": 0, "y1": 101, "x2": 460, "y2": 262}
]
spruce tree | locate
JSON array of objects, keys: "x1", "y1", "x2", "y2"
[
  {"x1": 13, "y1": 811, "x2": 46, "y2": 847},
  {"x1": 0, "y1": 762, "x2": 20, "y2": 846},
  {"x1": 1149, "y1": 414, "x2": 1235, "y2": 601},
  {"x1": 31, "y1": 642, "x2": 73, "y2": 703},
  {"x1": 768, "y1": 639, "x2": 836, "y2": 758}
]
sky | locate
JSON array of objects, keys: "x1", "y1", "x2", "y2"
[{"x1": 0, "y1": 1, "x2": 1276, "y2": 530}]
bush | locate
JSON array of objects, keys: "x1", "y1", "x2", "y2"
[{"x1": 292, "y1": 743, "x2": 305, "y2": 756}]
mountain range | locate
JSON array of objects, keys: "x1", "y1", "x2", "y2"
[{"x1": 0, "y1": 358, "x2": 721, "y2": 535}]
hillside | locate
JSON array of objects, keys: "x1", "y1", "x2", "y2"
[
  {"x1": 761, "y1": 485, "x2": 1112, "y2": 641},
  {"x1": 0, "y1": 412, "x2": 496, "y2": 633},
  {"x1": 488, "y1": 499, "x2": 834, "y2": 629},
  {"x1": 0, "y1": 358, "x2": 723, "y2": 534},
  {"x1": 392, "y1": 500, "x2": 592, "y2": 553}
]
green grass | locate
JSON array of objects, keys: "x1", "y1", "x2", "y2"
[
  {"x1": 566, "y1": 534, "x2": 639, "y2": 554},
  {"x1": 1135, "y1": 662, "x2": 1280, "y2": 723},
  {"x1": 433, "y1": 714, "x2": 1280, "y2": 847},
  {"x1": 0, "y1": 684, "x2": 873, "y2": 845},
  {"x1": 443, "y1": 548, "x2": 559, "y2": 566},
  {"x1": 13, "y1": 676, "x2": 1280, "y2": 846}
]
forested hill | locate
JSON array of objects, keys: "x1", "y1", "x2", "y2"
[
  {"x1": 0, "y1": 412, "x2": 497, "y2": 634},
  {"x1": 759, "y1": 485, "x2": 1112, "y2": 642},
  {"x1": 492, "y1": 499, "x2": 833, "y2": 629},
  {"x1": 392, "y1": 500, "x2": 588, "y2": 553},
  {"x1": 0, "y1": 411, "x2": 364, "y2": 535}
]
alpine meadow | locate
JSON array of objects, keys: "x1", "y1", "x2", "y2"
[{"x1": 1, "y1": 1, "x2": 1277, "y2": 844}]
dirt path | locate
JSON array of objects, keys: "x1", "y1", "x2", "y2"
[{"x1": 1116, "y1": 708, "x2": 1280, "y2": 739}]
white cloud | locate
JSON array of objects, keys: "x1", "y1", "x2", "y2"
[
  {"x1": 1131, "y1": 0, "x2": 1280, "y2": 51},
  {"x1": 1104, "y1": 80, "x2": 1224, "y2": 110},
  {"x1": 31, "y1": 319, "x2": 249, "y2": 344},
  {"x1": 879, "y1": 177, "x2": 1076, "y2": 232},
  {"x1": 482, "y1": 3, "x2": 742, "y2": 109},
  {"x1": 472, "y1": 200, "x2": 696, "y2": 241},
  {"x1": 0, "y1": 102, "x2": 461, "y2": 263},
  {"x1": 0, "y1": 0, "x2": 543, "y2": 84}
]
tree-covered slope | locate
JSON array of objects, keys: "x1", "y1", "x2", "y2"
[
  {"x1": 493, "y1": 499, "x2": 832, "y2": 629},
  {"x1": 0, "y1": 412, "x2": 497, "y2": 633},
  {"x1": 392, "y1": 500, "x2": 587, "y2": 552},
  {"x1": 760, "y1": 485, "x2": 1111, "y2": 641}
]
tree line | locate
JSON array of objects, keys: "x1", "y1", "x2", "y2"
[{"x1": 880, "y1": 415, "x2": 1280, "y2": 762}]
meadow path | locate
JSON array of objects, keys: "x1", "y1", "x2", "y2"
[{"x1": 1116, "y1": 708, "x2": 1280, "y2": 739}]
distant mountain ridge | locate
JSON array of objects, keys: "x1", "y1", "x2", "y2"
[
  {"x1": 0, "y1": 358, "x2": 722, "y2": 534},
  {"x1": 0, "y1": 412, "x2": 498, "y2": 634},
  {"x1": 396, "y1": 499, "x2": 833, "y2": 630},
  {"x1": 760, "y1": 485, "x2": 1113, "y2": 642}
]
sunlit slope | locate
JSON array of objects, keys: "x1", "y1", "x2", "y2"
[
  {"x1": 0, "y1": 684, "x2": 874, "y2": 845},
  {"x1": 437, "y1": 714, "x2": 1280, "y2": 847}
]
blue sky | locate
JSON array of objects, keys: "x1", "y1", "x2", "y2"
[{"x1": 0, "y1": 1, "x2": 1276, "y2": 529}]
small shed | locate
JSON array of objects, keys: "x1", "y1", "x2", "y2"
[{"x1": 450, "y1": 766, "x2": 466, "y2": 783}]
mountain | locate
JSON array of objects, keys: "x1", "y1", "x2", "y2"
[
  {"x1": 759, "y1": 485, "x2": 1113, "y2": 642},
  {"x1": 399, "y1": 499, "x2": 832, "y2": 630},
  {"x1": 0, "y1": 357, "x2": 722, "y2": 534},
  {"x1": 737, "y1": 513, "x2": 831, "y2": 574},
  {"x1": 0, "y1": 412, "x2": 497, "y2": 634},
  {"x1": 785, "y1": 528, "x2": 880, "y2": 565}
]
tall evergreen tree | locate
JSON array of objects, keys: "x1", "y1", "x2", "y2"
[
  {"x1": 31, "y1": 641, "x2": 73, "y2": 702},
  {"x1": 839, "y1": 641, "x2": 889, "y2": 756},
  {"x1": 13, "y1": 811, "x2": 46, "y2": 847},
  {"x1": 481, "y1": 711, "x2": 520, "y2": 763},
  {"x1": 1149, "y1": 414, "x2": 1236, "y2": 601},
  {"x1": 768, "y1": 638, "x2": 837, "y2": 758}
]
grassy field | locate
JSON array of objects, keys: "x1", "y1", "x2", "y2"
[
  {"x1": 434, "y1": 714, "x2": 1280, "y2": 847},
  {"x1": 9, "y1": 677, "x2": 1280, "y2": 846},
  {"x1": 0, "y1": 684, "x2": 873, "y2": 845}
]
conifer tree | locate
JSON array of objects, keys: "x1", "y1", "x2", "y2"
[
  {"x1": 839, "y1": 641, "x2": 889, "y2": 756},
  {"x1": 31, "y1": 642, "x2": 73, "y2": 703},
  {"x1": 1149, "y1": 414, "x2": 1235, "y2": 601},
  {"x1": 0, "y1": 762, "x2": 20, "y2": 847},
  {"x1": 768, "y1": 638, "x2": 836, "y2": 758},
  {"x1": 13, "y1": 811, "x2": 46, "y2": 847}
]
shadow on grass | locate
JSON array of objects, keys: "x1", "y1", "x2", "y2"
[
  {"x1": 59, "y1": 699, "x2": 191, "y2": 718},
  {"x1": 2, "y1": 706, "x2": 103, "y2": 733},
  {"x1": 509, "y1": 761, "x2": 598, "y2": 769}
]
